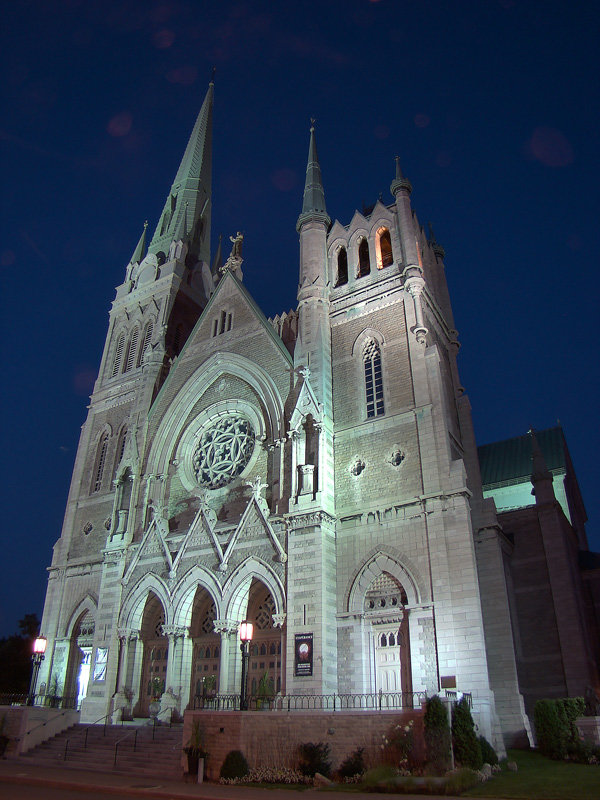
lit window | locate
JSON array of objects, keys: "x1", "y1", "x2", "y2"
[{"x1": 376, "y1": 227, "x2": 393, "y2": 269}]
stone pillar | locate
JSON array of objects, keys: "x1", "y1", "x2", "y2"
[
  {"x1": 213, "y1": 620, "x2": 239, "y2": 694},
  {"x1": 272, "y1": 613, "x2": 286, "y2": 695},
  {"x1": 160, "y1": 624, "x2": 188, "y2": 719},
  {"x1": 179, "y1": 635, "x2": 194, "y2": 711}
]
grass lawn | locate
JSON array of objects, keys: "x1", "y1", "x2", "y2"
[{"x1": 464, "y1": 749, "x2": 599, "y2": 799}]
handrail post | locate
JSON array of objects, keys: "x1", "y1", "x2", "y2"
[
  {"x1": 133, "y1": 729, "x2": 138, "y2": 751},
  {"x1": 114, "y1": 741, "x2": 118, "y2": 767},
  {"x1": 64, "y1": 739, "x2": 69, "y2": 761},
  {"x1": 84, "y1": 728, "x2": 89, "y2": 749}
]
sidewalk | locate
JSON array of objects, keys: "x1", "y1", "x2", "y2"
[{"x1": 0, "y1": 759, "x2": 469, "y2": 800}]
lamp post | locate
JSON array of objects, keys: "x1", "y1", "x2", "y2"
[
  {"x1": 28, "y1": 636, "x2": 47, "y2": 706},
  {"x1": 239, "y1": 621, "x2": 253, "y2": 711}
]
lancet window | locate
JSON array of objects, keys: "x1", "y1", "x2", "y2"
[
  {"x1": 358, "y1": 238, "x2": 371, "y2": 277},
  {"x1": 92, "y1": 433, "x2": 109, "y2": 493},
  {"x1": 124, "y1": 328, "x2": 139, "y2": 373},
  {"x1": 376, "y1": 227, "x2": 393, "y2": 269},
  {"x1": 139, "y1": 321, "x2": 154, "y2": 365},
  {"x1": 212, "y1": 310, "x2": 233, "y2": 337},
  {"x1": 363, "y1": 339, "x2": 384, "y2": 418},
  {"x1": 112, "y1": 333, "x2": 125, "y2": 377},
  {"x1": 336, "y1": 247, "x2": 348, "y2": 286}
]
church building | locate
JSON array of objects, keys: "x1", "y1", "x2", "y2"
[{"x1": 37, "y1": 80, "x2": 598, "y2": 749}]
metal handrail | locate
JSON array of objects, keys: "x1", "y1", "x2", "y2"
[
  {"x1": 64, "y1": 710, "x2": 118, "y2": 761},
  {"x1": 17, "y1": 709, "x2": 73, "y2": 742},
  {"x1": 114, "y1": 727, "x2": 138, "y2": 767}
]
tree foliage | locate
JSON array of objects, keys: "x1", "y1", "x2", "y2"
[{"x1": 451, "y1": 697, "x2": 483, "y2": 769}]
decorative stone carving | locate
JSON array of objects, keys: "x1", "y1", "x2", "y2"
[
  {"x1": 192, "y1": 415, "x2": 255, "y2": 488},
  {"x1": 298, "y1": 464, "x2": 315, "y2": 494},
  {"x1": 272, "y1": 613, "x2": 286, "y2": 629},
  {"x1": 213, "y1": 619, "x2": 239, "y2": 635},
  {"x1": 160, "y1": 624, "x2": 188, "y2": 639},
  {"x1": 350, "y1": 459, "x2": 365, "y2": 476}
]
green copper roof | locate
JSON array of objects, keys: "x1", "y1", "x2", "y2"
[
  {"x1": 297, "y1": 122, "x2": 330, "y2": 231},
  {"x1": 149, "y1": 81, "x2": 213, "y2": 262},
  {"x1": 129, "y1": 220, "x2": 148, "y2": 264},
  {"x1": 478, "y1": 426, "x2": 566, "y2": 487}
]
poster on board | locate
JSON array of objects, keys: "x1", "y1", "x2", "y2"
[{"x1": 294, "y1": 632, "x2": 313, "y2": 677}]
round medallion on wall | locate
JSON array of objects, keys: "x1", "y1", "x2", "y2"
[{"x1": 192, "y1": 414, "x2": 255, "y2": 489}]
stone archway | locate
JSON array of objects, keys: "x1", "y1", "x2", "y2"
[
  {"x1": 64, "y1": 609, "x2": 95, "y2": 708},
  {"x1": 245, "y1": 579, "x2": 282, "y2": 697},
  {"x1": 365, "y1": 573, "x2": 412, "y2": 698},
  {"x1": 189, "y1": 588, "x2": 221, "y2": 704},
  {"x1": 136, "y1": 593, "x2": 168, "y2": 716}
]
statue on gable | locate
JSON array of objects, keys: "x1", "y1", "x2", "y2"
[{"x1": 220, "y1": 231, "x2": 244, "y2": 279}]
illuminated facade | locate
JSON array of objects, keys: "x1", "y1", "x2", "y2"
[{"x1": 39, "y1": 80, "x2": 598, "y2": 749}]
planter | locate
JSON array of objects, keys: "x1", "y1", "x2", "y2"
[
  {"x1": 185, "y1": 752, "x2": 206, "y2": 782},
  {"x1": 148, "y1": 699, "x2": 161, "y2": 719}
]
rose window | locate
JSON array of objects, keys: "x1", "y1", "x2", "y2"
[{"x1": 192, "y1": 415, "x2": 255, "y2": 489}]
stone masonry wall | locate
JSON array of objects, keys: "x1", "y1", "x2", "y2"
[{"x1": 183, "y1": 709, "x2": 425, "y2": 780}]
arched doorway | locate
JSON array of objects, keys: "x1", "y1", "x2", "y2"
[
  {"x1": 365, "y1": 573, "x2": 412, "y2": 697},
  {"x1": 189, "y1": 588, "x2": 220, "y2": 703},
  {"x1": 246, "y1": 579, "x2": 281, "y2": 697},
  {"x1": 64, "y1": 610, "x2": 95, "y2": 708},
  {"x1": 137, "y1": 594, "x2": 168, "y2": 716}
]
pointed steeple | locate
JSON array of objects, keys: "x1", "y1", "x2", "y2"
[
  {"x1": 129, "y1": 220, "x2": 148, "y2": 264},
  {"x1": 390, "y1": 155, "x2": 412, "y2": 196},
  {"x1": 148, "y1": 79, "x2": 214, "y2": 263},
  {"x1": 296, "y1": 120, "x2": 330, "y2": 231}
]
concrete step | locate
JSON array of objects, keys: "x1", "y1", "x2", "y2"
[{"x1": 20, "y1": 722, "x2": 184, "y2": 780}]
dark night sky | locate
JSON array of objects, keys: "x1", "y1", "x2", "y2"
[{"x1": 1, "y1": 0, "x2": 598, "y2": 638}]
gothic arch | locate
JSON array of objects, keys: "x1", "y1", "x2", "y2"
[
  {"x1": 346, "y1": 551, "x2": 423, "y2": 613},
  {"x1": 119, "y1": 573, "x2": 172, "y2": 631},
  {"x1": 147, "y1": 352, "x2": 285, "y2": 478},
  {"x1": 172, "y1": 566, "x2": 224, "y2": 628},
  {"x1": 63, "y1": 594, "x2": 98, "y2": 639},
  {"x1": 223, "y1": 557, "x2": 285, "y2": 622},
  {"x1": 351, "y1": 327, "x2": 386, "y2": 357}
]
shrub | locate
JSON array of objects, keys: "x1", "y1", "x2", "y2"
[
  {"x1": 478, "y1": 735, "x2": 498, "y2": 765},
  {"x1": 337, "y1": 747, "x2": 365, "y2": 779},
  {"x1": 557, "y1": 697, "x2": 585, "y2": 746},
  {"x1": 381, "y1": 719, "x2": 416, "y2": 770},
  {"x1": 423, "y1": 695, "x2": 451, "y2": 775},
  {"x1": 534, "y1": 699, "x2": 567, "y2": 759},
  {"x1": 298, "y1": 741, "x2": 331, "y2": 777},
  {"x1": 220, "y1": 750, "x2": 249, "y2": 780},
  {"x1": 451, "y1": 697, "x2": 483, "y2": 769}
]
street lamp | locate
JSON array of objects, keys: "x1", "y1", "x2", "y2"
[
  {"x1": 239, "y1": 621, "x2": 253, "y2": 711},
  {"x1": 28, "y1": 636, "x2": 47, "y2": 706}
]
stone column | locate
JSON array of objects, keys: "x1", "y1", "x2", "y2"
[
  {"x1": 213, "y1": 619, "x2": 240, "y2": 694},
  {"x1": 159, "y1": 624, "x2": 188, "y2": 721},
  {"x1": 273, "y1": 613, "x2": 286, "y2": 696}
]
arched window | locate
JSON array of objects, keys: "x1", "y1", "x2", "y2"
[
  {"x1": 376, "y1": 227, "x2": 393, "y2": 269},
  {"x1": 380, "y1": 634, "x2": 387, "y2": 647},
  {"x1": 336, "y1": 247, "x2": 348, "y2": 286},
  {"x1": 92, "y1": 433, "x2": 109, "y2": 493},
  {"x1": 388, "y1": 633, "x2": 396, "y2": 646},
  {"x1": 363, "y1": 339, "x2": 384, "y2": 418},
  {"x1": 138, "y1": 321, "x2": 154, "y2": 366},
  {"x1": 112, "y1": 333, "x2": 125, "y2": 377},
  {"x1": 124, "y1": 328, "x2": 139, "y2": 373},
  {"x1": 357, "y1": 238, "x2": 371, "y2": 277}
]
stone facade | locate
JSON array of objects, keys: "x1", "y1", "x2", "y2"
[{"x1": 37, "y1": 81, "x2": 542, "y2": 750}]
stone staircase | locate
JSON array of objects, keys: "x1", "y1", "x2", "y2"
[{"x1": 19, "y1": 721, "x2": 185, "y2": 780}]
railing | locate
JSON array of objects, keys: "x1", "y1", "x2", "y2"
[
  {"x1": 0, "y1": 692, "x2": 78, "y2": 710},
  {"x1": 193, "y1": 690, "x2": 428, "y2": 711},
  {"x1": 114, "y1": 727, "x2": 138, "y2": 767},
  {"x1": 64, "y1": 711, "x2": 117, "y2": 761}
]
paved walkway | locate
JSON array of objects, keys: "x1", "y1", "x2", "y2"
[{"x1": 0, "y1": 759, "x2": 472, "y2": 800}]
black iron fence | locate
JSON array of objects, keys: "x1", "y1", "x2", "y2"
[
  {"x1": 0, "y1": 692, "x2": 78, "y2": 709},
  {"x1": 193, "y1": 690, "x2": 428, "y2": 712}
]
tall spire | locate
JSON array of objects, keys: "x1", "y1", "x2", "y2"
[
  {"x1": 148, "y1": 79, "x2": 214, "y2": 263},
  {"x1": 296, "y1": 119, "x2": 330, "y2": 231}
]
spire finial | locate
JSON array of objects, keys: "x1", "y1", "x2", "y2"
[
  {"x1": 296, "y1": 120, "x2": 330, "y2": 231},
  {"x1": 390, "y1": 154, "x2": 412, "y2": 196},
  {"x1": 129, "y1": 220, "x2": 148, "y2": 264}
]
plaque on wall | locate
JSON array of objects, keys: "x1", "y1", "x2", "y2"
[{"x1": 294, "y1": 633, "x2": 313, "y2": 677}]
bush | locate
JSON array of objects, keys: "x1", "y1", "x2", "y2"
[
  {"x1": 298, "y1": 741, "x2": 331, "y2": 777},
  {"x1": 381, "y1": 719, "x2": 416, "y2": 770},
  {"x1": 451, "y1": 697, "x2": 483, "y2": 770},
  {"x1": 534, "y1": 699, "x2": 567, "y2": 759},
  {"x1": 337, "y1": 747, "x2": 365, "y2": 779},
  {"x1": 478, "y1": 735, "x2": 498, "y2": 765},
  {"x1": 557, "y1": 697, "x2": 585, "y2": 746},
  {"x1": 424, "y1": 695, "x2": 451, "y2": 775},
  {"x1": 220, "y1": 750, "x2": 249, "y2": 780}
]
